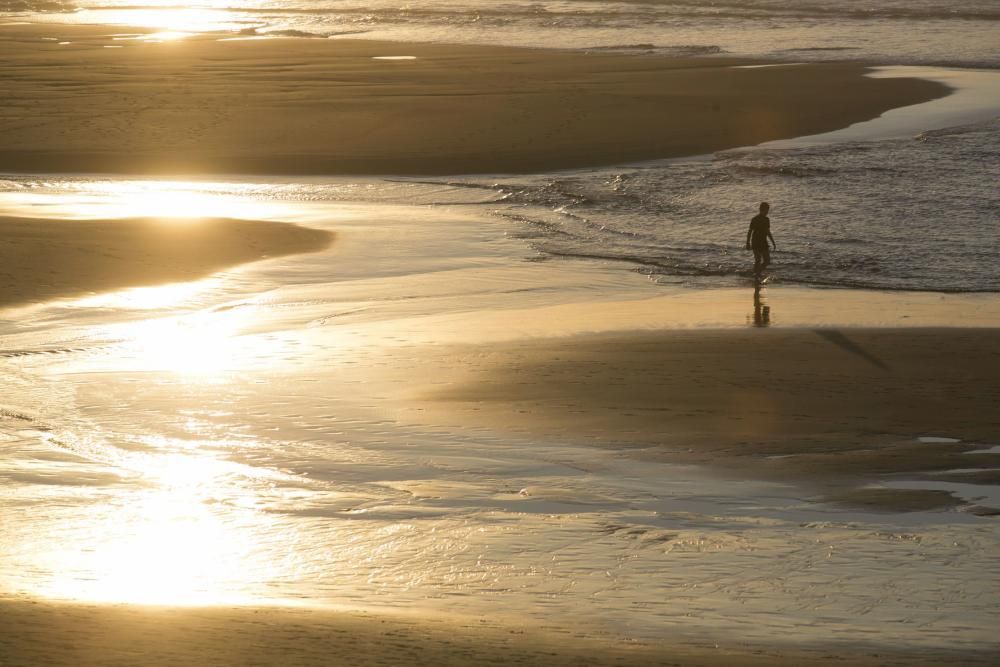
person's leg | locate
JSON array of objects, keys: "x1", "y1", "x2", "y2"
[
  {"x1": 760, "y1": 246, "x2": 770, "y2": 269},
  {"x1": 753, "y1": 248, "x2": 763, "y2": 273}
]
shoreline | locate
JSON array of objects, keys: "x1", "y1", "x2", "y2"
[
  {"x1": 0, "y1": 23, "x2": 949, "y2": 177},
  {"x1": 2, "y1": 597, "x2": 997, "y2": 667},
  {"x1": 1, "y1": 210, "x2": 998, "y2": 659},
  {"x1": 2, "y1": 19, "x2": 998, "y2": 664}
]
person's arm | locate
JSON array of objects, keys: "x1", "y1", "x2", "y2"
[
  {"x1": 768, "y1": 230, "x2": 776, "y2": 249},
  {"x1": 745, "y1": 223, "x2": 753, "y2": 250}
]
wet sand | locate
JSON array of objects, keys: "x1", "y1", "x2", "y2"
[
  {"x1": 417, "y1": 328, "x2": 1000, "y2": 512},
  {"x1": 1, "y1": 20, "x2": 995, "y2": 667},
  {"x1": 0, "y1": 23, "x2": 947, "y2": 176},
  {"x1": 2, "y1": 597, "x2": 995, "y2": 667},
  {"x1": 0, "y1": 216, "x2": 332, "y2": 308}
]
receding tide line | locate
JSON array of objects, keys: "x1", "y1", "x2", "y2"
[{"x1": 762, "y1": 66, "x2": 1000, "y2": 148}]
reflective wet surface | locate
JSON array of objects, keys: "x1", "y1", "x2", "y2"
[{"x1": 1, "y1": 182, "x2": 999, "y2": 651}]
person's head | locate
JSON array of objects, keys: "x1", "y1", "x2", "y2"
[{"x1": 759, "y1": 202, "x2": 770, "y2": 214}]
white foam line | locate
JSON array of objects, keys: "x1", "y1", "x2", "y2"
[
  {"x1": 730, "y1": 63, "x2": 806, "y2": 69},
  {"x1": 965, "y1": 445, "x2": 1000, "y2": 455}
]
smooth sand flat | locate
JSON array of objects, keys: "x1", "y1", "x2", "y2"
[
  {"x1": 0, "y1": 216, "x2": 332, "y2": 308},
  {"x1": 417, "y1": 328, "x2": 1000, "y2": 512},
  {"x1": 0, "y1": 24, "x2": 947, "y2": 176},
  {"x1": 2, "y1": 597, "x2": 996, "y2": 667}
]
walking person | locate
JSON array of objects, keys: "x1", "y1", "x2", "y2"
[{"x1": 745, "y1": 202, "x2": 776, "y2": 275}]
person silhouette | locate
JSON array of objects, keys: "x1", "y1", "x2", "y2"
[{"x1": 745, "y1": 202, "x2": 776, "y2": 275}]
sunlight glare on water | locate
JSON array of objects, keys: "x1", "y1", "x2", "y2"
[
  {"x1": 118, "y1": 314, "x2": 244, "y2": 376},
  {"x1": 69, "y1": 280, "x2": 221, "y2": 311},
  {"x1": 89, "y1": 306, "x2": 285, "y2": 376},
  {"x1": 0, "y1": 186, "x2": 997, "y2": 648},
  {"x1": 2, "y1": 180, "x2": 290, "y2": 221},
  {"x1": 76, "y1": 1, "x2": 242, "y2": 33},
  {"x1": 27, "y1": 445, "x2": 290, "y2": 605},
  {"x1": 0, "y1": 0, "x2": 997, "y2": 653},
  {"x1": 132, "y1": 30, "x2": 197, "y2": 42}
]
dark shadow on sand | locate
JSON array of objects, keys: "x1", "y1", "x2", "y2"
[{"x1": 813, "y1": 329, "x2": 890, "y2": 370}]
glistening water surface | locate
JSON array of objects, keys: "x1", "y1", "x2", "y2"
[
  {"x1": 2, "y1": 3, "x2": 1000, "y2": 653},
  {"x1": 1, "y1": 179, "x2": 999, "y2": 652}
]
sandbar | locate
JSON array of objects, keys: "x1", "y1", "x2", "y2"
[
  {"x1": 0, "y1": 216, "x2": 333, "y2": 308},
  {"x1": 0, "y1": 23, "x2": 948, "y2": 176}
]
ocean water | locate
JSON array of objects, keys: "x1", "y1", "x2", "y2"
[
  {"x1": 7, "y1": 0, "x2": 1000, "y2": 68},
  {"x1": 481, "y1": 113, "x2": 1000, "y2": 293},
  {"x1": 2, "y1": 0, "x2": 1000, "y2": 655}
]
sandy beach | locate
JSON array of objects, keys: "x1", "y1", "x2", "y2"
[
  {"x1": 2, "y1": 596, "x2": 996, "y2": 667},
  {"x1": 0, "y1": 216, "x2": 332, "y2": 308},
  {"x1": 1, "y1": 6, "x2": 998, "y2": 666},
  {"x1": 414, "y1": 327, "x2": 1000, "y2": 513},
  {"x1": 2, "y1": 217, "x2": 998, "y2": 661},
  {"x1": 0, "y1": 23, "x2": 947, "y2": 176}
]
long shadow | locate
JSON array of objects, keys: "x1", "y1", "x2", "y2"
[{"x1": 813, "y1": 329, "x2": 890, "y2": 371}]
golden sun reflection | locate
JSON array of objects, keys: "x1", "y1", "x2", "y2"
[
  {"x1": 128, "y1": 30, "x2": 196, "y2": 42},
  {"x1": 118, "y1": 310, "x2": 256, "y2": 376},
  {"x1": 31, "y1": 448, "x2": 289, "y2": 606},
  {"x1": 72, "y1": 280, "x2": 217, "y2": 310},
  {"x1": 149, "y1": 30, "x2": 193, "y2": 40},
  {"x1": 89, "y1": 181, "x2": 270, "y2": 219},
  {"x1": 77, "y1": 296, "x2": 290, "y2": 377},
  {"x1": 57, "y1": 491, "x2": 246, "y2": 605},
  {"x1": 0, "y1": 180, "x2": 291, "y2": 222},
  {"x1": 79, "y1": 5, "x2": 240, "y2": 33}
]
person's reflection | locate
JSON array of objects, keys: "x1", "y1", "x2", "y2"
[{"x1": 751, "y1": 280, "x2": 771, "y2": 327}]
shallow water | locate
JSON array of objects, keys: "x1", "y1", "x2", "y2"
[
  {"x1": 2, "y1": 1, "x2": 1000, "y2": 652},
  {"x1": 395, "y1": 68, "x2": 1000, "y2": 294},
  {"x1": 481, "y1": 119, "x2": 1000, "y2": 293},
  {"x1": 2, "y1": 187, "x2": 999, "y2": 650}
]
